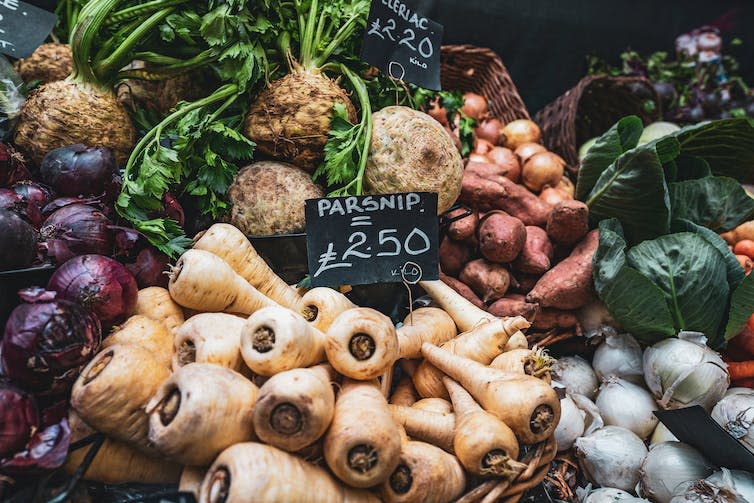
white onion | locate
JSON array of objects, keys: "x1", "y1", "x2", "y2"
[
  {"x1": 596, "y1": 377, "x2": 658, "y2": 439},
  {"x1": 574, "y1": 426, "x2": 648, "y2": 492},
  {"x1": 571, "y1": 393, "x2": 604, "y2": 435},
  {"x1": 706, "y1": 469, "x2": 754, "y2": 502},
  {"x1": 581, "y1": 487, "x2": 634, "y2": 503},
  {"x1": 638, "y1": 441, "x2": 714, "y2": 503},
  {"x1": 669, "y1": 479, "x2": 747, "y2": 503},
  {"x1": 593, "y1": 333, "x2": 644, "y2": 383},
  {"x1": 650, "y1": 422, "x2": 679, "y2": 446},
  {"x1": 552, "y1": 355, "x2": 599, "y2": 400},
  {"x1": 578, "y1": 299, "x2": 619, "y2": 339},
  {"x1": 643, "y1": 332, "x2": 729, "y2": 411},
  {"x1": 711, "y1": 392, "x2": 754, "y2": 454},
  {"x1": 724, "y1": 387, "x2": 754, "y2": 398},
  {"x1": 554, "y1": 393, "x2": 585, "y2": 451}
]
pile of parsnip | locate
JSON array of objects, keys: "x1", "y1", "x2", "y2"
[{"x1": 63, "y1": 223, "x2": 561, "y2": 503}]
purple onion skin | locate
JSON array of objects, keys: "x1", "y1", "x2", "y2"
[
  {"x1": 1, "y1": 288, "x2": 101, "y2": 395},
  {"x1": 0, "y1": 143, "x2": 32, "y2": 189},
  {"x1": 0, "y1": 418, "x2": 71, "y2": 475},
  {"x1": 41, "y1": 196, "x2": 102, "y2": 218},
  {"x1": 47, "y1": 254, "x2": 138, "y2": 326},
  {"x1": 40, "y1": 203, "x2": 113, "y2": 264},
  {"x1": 11, "y1": 181, "x2": 54, "y2": 209},
  {"x1": 40, "y1": 145, "x2": 116, "y2": 197},
  {"x1": 126, "y1": 247, "x2": 170, "y2": 288},
  {"x1": 0, "y1": 209, "x2": 37, "y2": 270},
  {"x1": 0, "y1": 384, "x2": 38, "y2": 459}
]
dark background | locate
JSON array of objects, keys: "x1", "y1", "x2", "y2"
[{"x1": 415, "y1": 0, "x2": 754, "y2": 113}]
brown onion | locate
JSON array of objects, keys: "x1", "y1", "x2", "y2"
[
  {"x1": 539, "y1": 187, "x2": 573, "y2": 206},
  {"x1": 428, "y1": 98, "x2": 449, "y2": 126},
  {"x1": 502, "y1": 120, "x2": 542, "y2": 150},
  {"x1": 523, "y1": 152, "x2": 565, "y2": 192},
  {"x1": 515, "y1": 142, "x2": 547, "y2": 164},
  {"x1": 468, "y1": 153, "x2": 492, "y2": 164},
  {"x1": 473, "y1": 138, "x2": 494, "y2": 155},
  {"x1": 487, "y1": 147, "x2": 521, "y2": 182},
  {"x1": 475, "y1": 118, "x2": 504, "y2": 145},
  {"x1": 461, "y1": 92, "x2": 488, "y2": 120},
  {"x1": 556, "y1": 176, "x2": 576, "y2": 197}
]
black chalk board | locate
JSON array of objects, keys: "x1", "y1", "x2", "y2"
[{"x1": 0, "y1": 1, "x2": 56, "y2": 58}]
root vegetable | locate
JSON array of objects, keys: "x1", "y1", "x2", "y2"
[
  {"x1": 323, "y1": 380, "x2": 402, "y2": 488},
  {"x1": 722, "y1": 221, "x2": 754, "y2": 245},
  {"x1": 134, "y1": 287, "x2": 184, "y2": 336},
  {"x1": 522, "y1": 152, "x2": 565, "y2": 192},
  {"x1": 396, "y1": 307, "x2": 457, "y2": 359},
  {"x1": 490, "y1": 348, "x2": 554, "y2": 382},
  {"x1": 461, "y1": 172, "x2": 551, "y2": 226},
  {"x1": 64, "y1": 411, "x2": 181, "y2": 485},
  {"x1": 168, "y1": 249, "x2": 279, "y2": 314},
  {"x1": 439, "y1": 273, "x2": 486, "y2": 310},
  {"x1": 439, "y1": 236, "x2": 471, "y2": 276},
  {"x1": 240, "y1": 306, "x2": 326, "y2": 376},
  {"x1": 419, "y1": 279, "x2": 496, "y2": 332},
  {"x1": 301, "y1": 287, "x2": 357, "y2": 332},
  {"x1": 227, "y1": 161, "x2": 324, "y2": 235},
  {"x1": 428, "y1": 98, "x2": 448, "y2": 126},
  {"x1": 514, "y1": 143, "x2": 547, "y2": 164},
  {"x1": 501, "y1": 120, "x2": 541, "y2": 150},
  {"x1": 514, "y1": 226, "x2": 554, "y2": 274},
  {"x1": 446, "y1": 208, "x2": 478, "y2": 242},
  {"x1": 532, "y1": 308, "x2": 580, "y2": 333},
  {"x1": 391, "y1": 376, "x2": 418, "y2": 407},
  {"x1": 71, "y1": 344, "x2": 169, "y2": 453},
  {"x1": 421, "y1": 342, "x2": 560, "y2": 444},
  {"x1": 511, "y1": 273, "x2": 541, "y2": 295},
  {"x1": 539, "y1": 187, "x2": 573, "y2": 207},
  {"x1": 380, "y1": 440, "x2": 465, "y2": 503},
  {"x1": 459, "y1": 172, "x2": 505, "y2": 212},
  {"x1": 193, "y1": 223, "x2": 305, "y2": 311},
  {"x1": 200, "y1": 442, "x2": 379, "y2": 503},
  {"x1": 180, "y1": 467, "x2": 206, "y2": 501},
  {"x1": 556, "y1": 176, "x2": 576, "y2": 197},
  {"x1": 365, "y1": 106, "x2": 464, "y2": 214},
  {"x1": 147, "y1": 363, "x2": 258, "y2": 466},
  {"x1": 459, "y1": 259, "x2": 511, "y2": 303},
  {"x1": 101, "y1": 315, "x2": 172, "y2": 368},
  {"x1": 474, "y1": 139, "x2": 494, "y2": 155},
  {"x1": 476, "y1": 119, "x2": 504, "y2": 145},
  {"x1": 172, "y1": 313, "x2": 247, "y2": 373},
  {"x1": 469, "y1": 153, "x2": 491, "y2": 163},
  {"x1": 487, "y1": 147, "x2": 521, "y2": 182},
  {"x1": 388, "y1": 405, "x2": 455, "y2": 453},
  {"x1": 412, "y1": 317, "x2": 531, "y2": 399},
  {"x1": 15, "y1": 43, "x2": 73, "y2": 84},
  {"x1": 252, "y1": 364, "x2": 336, "y2": 452},
  {"x1": 488, "y1": 294, "x2": 540, "y2": 320},
  {"x1": 412, "y1": 398, "x2": 453, "y2": 414},
  {"x1": 527, "y1": 229, "x2": 599, "y2": 309},
  {"x1": 461, "y1": 93, "x2": 488, "y2": 120},
  {"x1": 443, "y1": 377, "x2": 522, "y2": 478},
  {"x1": 546, "y1": 200, "x2": 589, "y2": 245},
  {"x1": 478, "y1": 211, "x2": 527, "y2": 264},
  {"x1": 505, "y1": 330, "x2": 529, "y2": 351}
]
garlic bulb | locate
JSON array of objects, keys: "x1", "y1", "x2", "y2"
[
  {"x1": 643, "y1": 332, "x2": 729, "y2": 411},
  {"x1": 706, "y1": 469, "x2": 754, "y2": 502},
  {"x1": 711, "y1": 392, "x2": 754, "y2": 454},
  {"x1": 596, "y1": 377, "x2": 658, "y2": 439},
  {"x1": 650, "y1": 422, "x2": 679, "y2": 446},
  {"x1": 593, "y1": 333, "x2": 643, "y2": 383},
  {"x1": 574, "y1": 426, "x2": 648, "y2": 492},
  {"x1": 552, "y1": 355, "x2": 599, "y2": 400},
  {"x1": 554, "y1": 393, "x2": 585, "y2": 451},
  {"x1": 581, "y1": 487, "x2": 634, "y2": 503},
  {"x1": 638, "y1": 441, "x2": 713, "y2": 503}
]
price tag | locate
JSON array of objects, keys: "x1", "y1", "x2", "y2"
[
  {"x1": 305, "y1": 192, "x2": 439, "y2": 287},
  {"x1": 0, "y1": 1, "x2": 57, "y2": 58},
  {"x1": 360, "y1": 0, "x2": 443, "y2": 90}
]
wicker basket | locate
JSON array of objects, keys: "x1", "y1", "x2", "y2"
[
  {"x1": 455, "y1": 435, "x2": 558, "y2": 503},
  {"x1": 535, "y1": 75, "x2": 660, "y2": 174},
  {"x1": 441, "y1": 45, "x2": 530, "y2": 124}
]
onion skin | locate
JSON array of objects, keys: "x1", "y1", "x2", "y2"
[
  {"x1": 47, "y1": 254, "x2": 138, "y2": 326},
  {"x1": 40, "y1": 144, "x2": 116, "y2": 197},
  {"x1": 473, "y1": 138, "x2": 494, "y2": 155},
  {"x1": 523, "y1": 152, "x2": 565, "y2": 192},
  {"x1": 126, "y1": 248, "x2": 170, "y2": 289},
  {"x1": 475, "y1": 119, "x2": 504, "y2": 145},
  {"x1": 1, "y1": 288, "x2": 101, "y2": 395},
  {"x1": 487, "y1": 147, "x2": 521, "y2": 182},
  {"x1": 41, "y1": 203, "x2": 113, "y2": 264},
  {"x1": 0, "y1": 208, "x2": 37, "y2": 270},
  {"x1": 0, "y1": 142, "x2": 32, "y2": 187},
  {"x1": 461, "y1": 93, "x2": 488, "y2": 121},
  {"x1": 514, "y1": 142, "x2": 547, "y2": 164},
  {"x1": 0, "y1": 383, "x2": 39, "y2": 458},
  {"x1": 539, "y1": 187, "x2": 572, "y2": 206},
  {"x1": 502, "y1": 120, "x2": 542, "y2": 150},
  {"x1": 12, "y1": 181, "x2": 54, "y2": 209}
]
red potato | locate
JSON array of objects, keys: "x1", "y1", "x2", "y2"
[
  {"x1": 736, "y1": 254, "x2": 753, "y2": 275},
  {"x1": 494, "y1": 175, "x2": 552, "y2": 226},
  {"x1": 510, "y1": 273, "x2": 541, "y2": 295},
  {"x1": 459, "y1": 259, "x2": 511, "y2": 303},
  {"x1": 722, "y1": 221, "x2": 754, "y2": 245},
  {"x1": 439, "y1": 273, "x2": 486, "y2": 310},
  {"x1": 478, "y1": 211, "x2": 527, "y2": 263},
  {"x1": 734, "y1": 240, "x2": 754, "y2": 259},
  {"x1": 439, "y1": 236, "x2": 471, "y2": 276},
  {"x1": 514, "y1": 226, "x2": 554, "y2": 274},
  {"x1": 459, "y1": 172, "x2": 505, "y2": 212},
  {"x1": 488, "y1": 294, "x2": 540, "y2": 320},
  {"x1": 487, "y1": 147, "x2": 521, "y2": 182},
  {"x1": 445, "y1": 207, "x2": 478, "y2": 242},
  {"x1": 475, "y1": 118, "x2": 504, "y2": 145},
  {"x1": 527, "y1": 229, "x2": 599, "y2": 309},
  {"x1": 465, "y1": 160, "x2": 505, "y2": 178},
  {"x1": 461, "y1": 170, "x2": 552, "y2": 226},
  {"x1": 546, "y1": 200, "x2": 589, "y2": 246}
]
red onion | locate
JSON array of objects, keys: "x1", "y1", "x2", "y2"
[
  {"x1": 0, "y1": 143, "x2": 31, "y2": 188},
  {"x1": 41, "y1": 196, "x2": 101, "y2": 218},
  {"x1": 163, "y1": 192, "x2": 185, "y2": 226},
  {"x1": 47, "y1": 254, "x2": 138, "y2": 326},
  {"x1": 40, "y1": 203, "x2": 113, "y2": 263},
  {"x1": 12, "y1": 181, "x2": 54, "y2": 209},
  {"x1": 0, "y1": 209, "x2": 37, "y2": 270},
  {"x1": 126, "y1": 247, "x2": 170, "y2": 288},
  {"x1": 1, "y1": 288, "x2": 101, "y2": 395},
  {"x1": 39, "y1": 144, "x2": 116, "y2": 197},
  {"x1": 112, "y1": 226, "x2": 140, "y2": 258},
  {"x1": 0, "y1": 384, "x2": 38, "y2": 458},
  {"x1": 0, "y1": 417, "x2": 71, "y2": 474}
]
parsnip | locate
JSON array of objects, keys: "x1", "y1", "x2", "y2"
[
  {"x1": 180, "y1": 467, "x2": 206, "y2": 501},
  {"x1": 388, "y1": 405, "x2": 455, "y2": 453},
  {"x1": 490, "y1": 347, "x2": 554, "y2": 382},
  {"x1": 390, "y1": 375, "x2": 418, "y2": 407},
  {"x1": 419, "y1": 279, "x2": 496, "y2": 331},
  {"x1": 395, "y1": 307, "x2": 457, "y2": 359},
  {"x1": 300, "y1": 287, "x2": 357, "y2": 331},
  {"x1": 147, "y1": 363, "x2": 258, "y2": 466},
  {"x1": 172, "y1": 313, "x2": 248, "y2": 374},
  {"x1": 134, "y1": 286, "x2": 184, "y2": 335},
  {"x1": 102, "y1": 315, "x2": 173, "y2": 367},
  {"x1": 412, "y1": 398, "x2": 452, "y2": 414}
]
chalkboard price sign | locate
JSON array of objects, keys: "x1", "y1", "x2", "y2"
[
  {"x1": 305, "y1": 192, "x2": 439, "y2": 287},
  {"x1": 0, "y1": 1, "x2": 57, "y2": 58},
  {"x1": 360, "y1": 0, "x2": 443, "y2": 90}
]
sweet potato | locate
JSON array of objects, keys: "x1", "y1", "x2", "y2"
[
  {"x1": 531, "y1": 308, "x2": 580, "y2": 333},
  {"x1": 514, "y1": 226, "x2": 554, "y2": 274},
  {"x1": 459, "y1": 259, "x2": 510, "y2": 304},
  {"x1": 722, "y1": 220, "x2": 754, "y2": 245},
  {"x1": 526, "y1": 229, "x2": 598, "y2": 309},
  {"x1": 439, "y1": 236, "x2": 471, "y2": 276},
  {"x1": 439, "y1": 273, "x2": 485, "y2": 309},
  {"x1": 510, "y1": 273, "x2": 540, "y2": 294},
  {"x1": 546, "y1": 200, "x2": 589, "y2": 245},
  {"x1": 446, "y1": 207, "x2": 478, "y2": 242},
  {"x1": 493, "y1": 176, "x2": 551, "y2": 227},
  {"x1": 478, "y1": 211, "x2": 526, "y2": 263},
  {"x1": 488, "y1": 294, "x2": 539, "y2": 320},
  {"x1": 459, "y1": 172, "x2": 506, "y2": 212}
]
